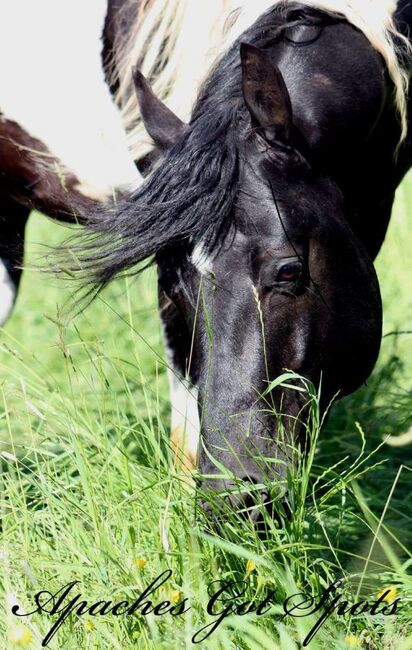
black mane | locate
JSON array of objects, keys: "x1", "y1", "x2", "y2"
[{"x1": 63, "y1": 3, "x2": 338, "y2": 294}]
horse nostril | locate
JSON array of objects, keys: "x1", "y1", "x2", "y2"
[{"x1": 241, "y1": 481, "x2": 270, "y2": 522}]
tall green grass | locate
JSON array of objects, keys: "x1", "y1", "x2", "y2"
[{"x1": 0, "y1": 174, "x2": 411, "y2": 649}]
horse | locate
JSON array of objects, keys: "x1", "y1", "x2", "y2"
[
  {"x1": 0, "y1": 0, "x2": 144, "y2": 323},
  {"x1": 1, "y1": 1, "x2": 412, "y2": 520}
]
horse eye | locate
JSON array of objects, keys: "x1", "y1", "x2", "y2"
[{"x1": 276, "y1": 261, "x2": 303, "y2": 284}]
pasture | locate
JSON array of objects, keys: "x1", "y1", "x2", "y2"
[{"x1": 1, "y1": 173, "x2": 411, "y2": 648}]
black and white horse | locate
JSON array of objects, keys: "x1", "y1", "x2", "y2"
[{"x1": 1, "y1": 0, "x2": 412, "y2": 517}]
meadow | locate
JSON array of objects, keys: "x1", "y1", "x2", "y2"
[{"x1": 0, "y1": 173, "x2": 411, "y2": 649}]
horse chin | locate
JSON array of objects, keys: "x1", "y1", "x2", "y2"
[
  {"x1": 197, "y1": 419, "x2": 303, "y2": 525},
  {"x1": 198, "y1": 471, "x2": 292, "y2": 529}
]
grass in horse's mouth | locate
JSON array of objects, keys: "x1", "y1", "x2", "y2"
[{"x1": 1, "y1": 205, "x2": 411, "y2": 648}]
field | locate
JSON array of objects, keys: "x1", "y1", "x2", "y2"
[{"x1": 0, "y1": 174, "x2": 411, "y2": 649}]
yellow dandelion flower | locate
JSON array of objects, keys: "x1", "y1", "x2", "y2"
[
  {"x1": 170, "y1": 589, "x2": 182, "y2": 604},
  {"x1": 246, "y1": 559, "x2": 256, "y2": 573},
  {"x1": 8, "y1": 625, "x2": 33, "y2": 646},
  {"x1": 84, "y1": 619, "x2": 95, "y2": 632},
  {"x1": 345, "y1": 634, "x2": 361, "y2": 647},
  {"x1": 133, "y1": 557, "x2": 147, "y2": 570},
  {"x1": 377, "y1": 586, "x2": 398, "y2": 602}
]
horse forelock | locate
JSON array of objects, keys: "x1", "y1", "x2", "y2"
[
  {"x1": 61, "y1": 96, "x2": 242, "y2": 296},
  {"x1": 113, "y1": 0, "x2": 411, "y2": 159}
]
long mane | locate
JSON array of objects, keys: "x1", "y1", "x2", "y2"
[
  {"x1": 61, "y1": 6, "x2": 297, "y2": 293},
  {"x1": 113, "y1": 0, "x2": 411, "y2": 160}
]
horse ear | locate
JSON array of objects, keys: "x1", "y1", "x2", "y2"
[
  {"x1": 240, "y1": 43, "x2": 293, "y2": 145},
  {"x1": 132, "y1": 68, "x2": 186, "y2": 149}
]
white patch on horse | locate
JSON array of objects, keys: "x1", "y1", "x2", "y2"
[
  {"x1": 0, "y1": 0, "x2": 142, "y2": 198},
  {"x1": 0, "y1": 262, "x2": 16, "y2": 326},
  {"x1": 160, "y1": 319, "x2": 200, "y2": 469},
  {"x1": 168, "y1": 368, "x2": 200, "y2": 467},
  {"x1": 191, "y1": 243, "x2": 213, "y2": 275}
]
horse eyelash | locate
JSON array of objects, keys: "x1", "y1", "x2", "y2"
[{"x1": 268, "y1": 179, "x2": 333, "y2": 315}]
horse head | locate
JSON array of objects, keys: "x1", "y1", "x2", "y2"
[{"x1": 132, "y1": 41, "x2": 382, "y2": 520}]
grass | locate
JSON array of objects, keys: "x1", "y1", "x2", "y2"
[{"x1": 0, "y1": 172, "x2": 411, "y2": 649}]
